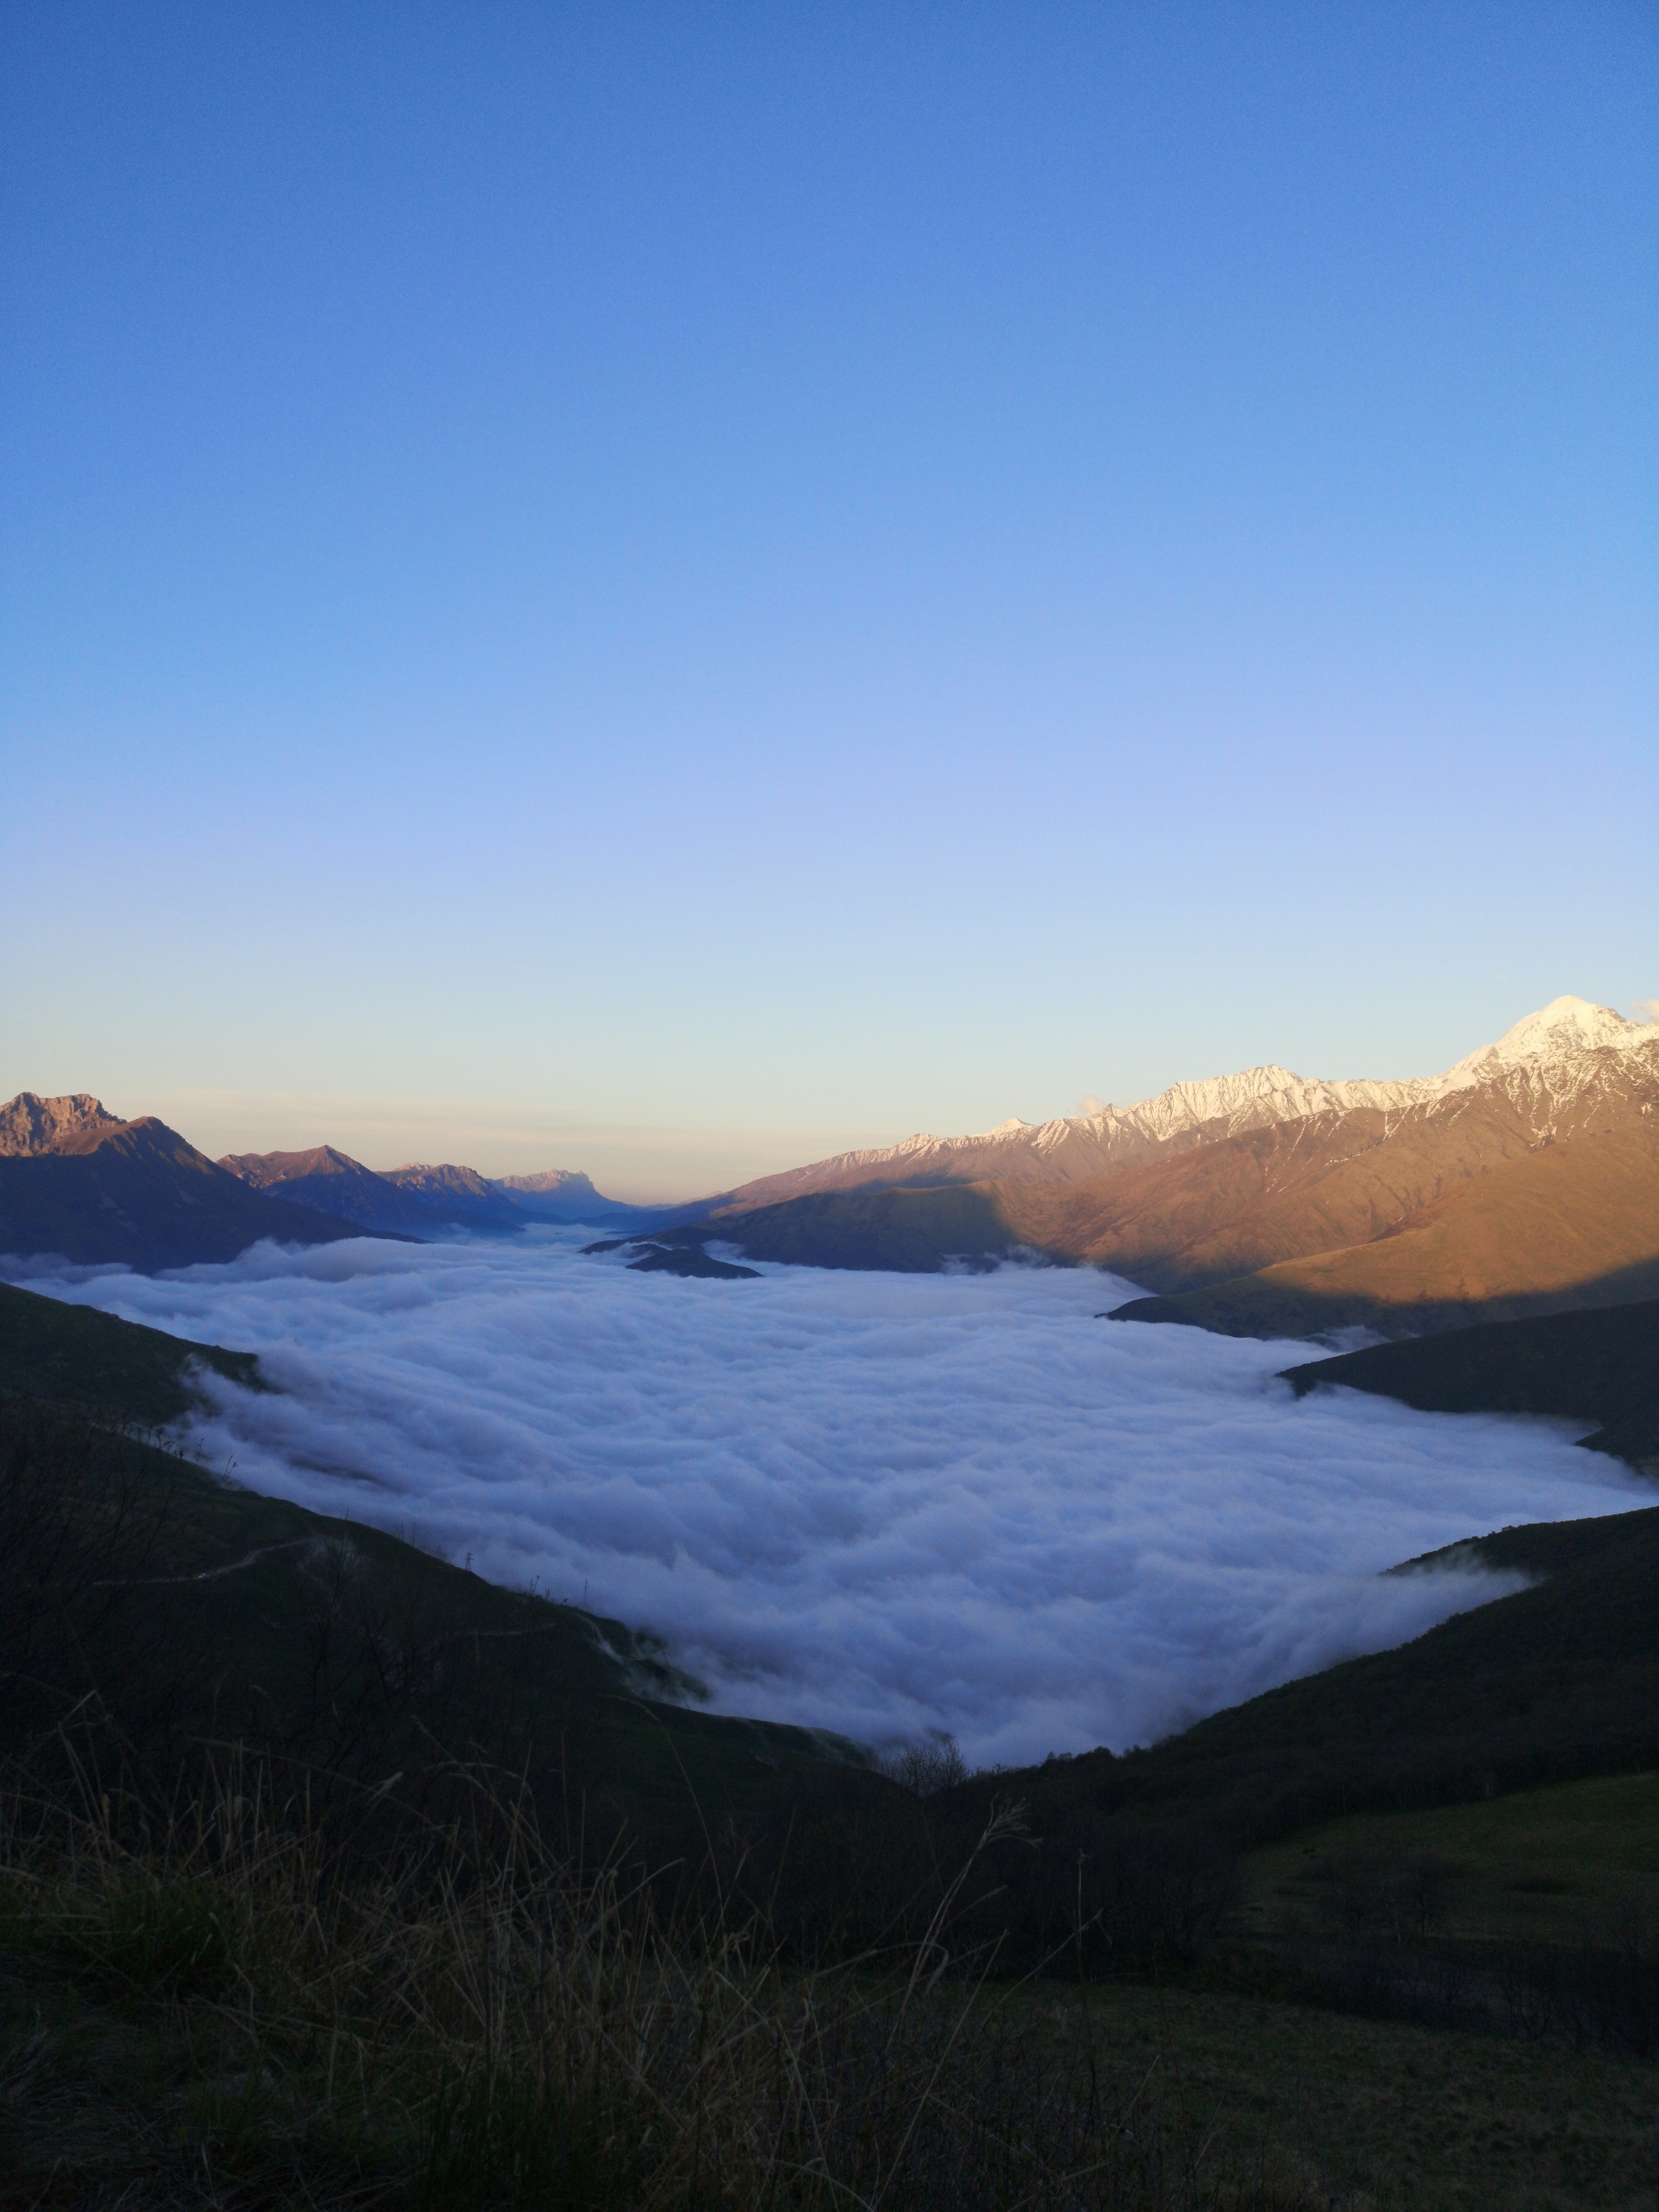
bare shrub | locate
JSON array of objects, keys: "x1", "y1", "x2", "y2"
[{"x1": 881, "y1": 1733, "x2": 970, "y2": 1796}]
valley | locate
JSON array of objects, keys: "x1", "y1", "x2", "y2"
[{"x1": 3, "y1": 995, "x2": 1654, "y2": 2206}]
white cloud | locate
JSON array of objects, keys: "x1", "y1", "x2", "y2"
[
  {"x1": 1631, "y1": 1000, "x2": 1659, "y2": 1026},
  {"x1": 16, "y1": 1236, "x2": 1648, "y2": 1767}
]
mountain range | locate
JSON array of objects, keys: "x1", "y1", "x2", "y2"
[
  {"x1": 0, "y1": 1095, "x2": 370, "y2": 1271},
  {"x1": 0, "y1": 1096, "x2": 646, "y2": 1272},
  {"x1": 219, "y1": 1145, "x2": 649, "y2": 1234},
  {"x1": 4, "y1": 997, "x2": 1654, "y2": 1340},
  {"x1": 633, "y1": 997, "x2": 1659, "y2": 1338}
]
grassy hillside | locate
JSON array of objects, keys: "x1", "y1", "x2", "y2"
[
  {"x1": 1239, "y1": 1769, "x2": 1659, "y2": 1952},
  {"x1": 970, "y1": 1504, "x2": 1659, "y2": 1857},
  {"x1": 0, "y1": 1290, "x2": 865, "y2": 1830},
  {"x1": 1282, "y1": 1297, "x2": 1659, "y2": 1466},
  {"x1": 0, "y1": 1394, "x2": 864, "y2": 1834},
  {"x1": 1108, "y1": 1119, "x2": 1659, "y2": 1339},
  {"x1": 0, "y1": 1278, "x2": 262, "y2": 1424}
]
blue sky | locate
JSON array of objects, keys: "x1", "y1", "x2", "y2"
[{"x1": 3, "y1": 3, "x2": 1654, "y2": 1196}]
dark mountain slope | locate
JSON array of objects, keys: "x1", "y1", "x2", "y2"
[
  {"x1": 0, "y1": 1279, "x2": 260, "y2": 1424},
  {"x1": 1110, "y1": 1120, "x2": 1659, "y2": 1339},
  {"x1": 0, "y1": 1300, "x2": 863, "y2": 1826},
  {"x1": 381, "y1": 1159, "x2": 522, "y2": 1226},
  {"x1": 224, "y1": 1149, "x2": 658, "y2": 1233},
  {"x1": 0, "y1": 1095, "x2": 371, "y2": 1271},
  {"x1": 220, "y1": 1144, "x2": 441, "y2": 1232},
  {"x1": 957, "y1": 1503, "x2": 1659, "y2": 1852},
  {"x1": 1282, "y1": 1298, "x2": 1659, "y2": 1467}
]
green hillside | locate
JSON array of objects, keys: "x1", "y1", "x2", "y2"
[
  {"x1": 1282, "y1": 1297, "x2": 1659, "y2": 1467},
  {"x1": 0, "y1": 1278, "x2": 262, "y2": 1424},
  {"x1": 0, "y1": 1287, "x2": 868, "y2": 1832},
  {"x1": 956, "y1": 1503, "x2": 1659, "y2": 1866}
]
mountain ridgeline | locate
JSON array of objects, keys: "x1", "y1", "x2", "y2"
[
  {"x1": 219, "y1": 1147, "x2": 655, "y2": 1232},
  {"x1": 0, "y1": 1094, "x2": 650, "y2": 1271},
  {"x1": 634, "y1": 997, "x2": 1659, "y2": 1341},
  {"x1": 5, "y1": 997, "x2": 1655, "y2": 1334},
  {"x1": 0, "y1": 1095, "x2": 369, "y2": 1273}
]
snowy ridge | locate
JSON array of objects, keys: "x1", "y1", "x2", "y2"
[
  {"x1": 1433, "y1": 996, "x2": 1653, "y2": 1092},
  {"x1": 719, "y1": 997, "x2": 1658, "y2": 1208},
  {"x1": 991, "y1": 996, "x2": 1654, "y2": 1151}
]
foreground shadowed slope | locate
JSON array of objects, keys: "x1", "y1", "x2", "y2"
[
  {"x1": 0, "y1": 1091, "x2": 372, "y2": 1270},
  {"x1": 0, "y1": 1288, "x2": 867, "y2": 1826},
  {"x1": 0, "y1": 1279, "x2": 261, "y2": 1424},
  {"x1": 1282, "y1": 1298, "x2": 1659, "y2": 1467},
  {"x1": 0, "y1": 1394, "x2": 865, "y2": 1828},
  {"x1": 966, "y1": 1504, "x2": 1659, "y2": 1851}
]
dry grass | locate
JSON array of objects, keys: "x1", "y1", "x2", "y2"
[{"x1": 0, "y1": 1760, "x2": 1328, "y2": 2211}]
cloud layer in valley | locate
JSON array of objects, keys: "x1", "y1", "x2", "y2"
[{"x1": 15, "y1": 1236, "x2": 1650, "y2": 1766}]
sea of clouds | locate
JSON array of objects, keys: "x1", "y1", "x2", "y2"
[{"x1": 12, "y1": 1232, "x2": 1651, "y2": 1767}]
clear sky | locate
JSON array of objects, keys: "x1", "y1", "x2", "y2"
[{"x1": 3, "y1": 3, "x2": 1654, "y2": 1198}]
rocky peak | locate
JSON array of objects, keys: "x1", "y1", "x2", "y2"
[{"x1": 0, "y1": 1091, "x2": 128, "y2": 1158}]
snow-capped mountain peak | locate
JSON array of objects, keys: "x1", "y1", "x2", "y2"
[
  {"x1": 711, "y1": 994, "x2": 1659, "y2": 1213},
  {"x1": 1434, "y1": 996, "x2": 1649, "y2": 1091}
]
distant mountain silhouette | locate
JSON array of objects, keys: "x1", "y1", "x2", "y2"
[
  {"x1": 220, "y1": 1146, "x2": 441, "y2": 1232},
  {"x1": 0, "y1": 1095, "x2": 369, "y2": 1271},
  {"x1": 220, "y1": 1148, "x2": 651, "y2": 1232}
]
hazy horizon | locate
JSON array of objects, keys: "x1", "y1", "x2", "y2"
[{"x1": 14, "y1": 984, "x2": 1651, "y2": 1204}]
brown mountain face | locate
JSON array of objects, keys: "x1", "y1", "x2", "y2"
[
  {"x1": 659, "y1": 1030, "x2": 1659, "y2": 1337},
  {"x1": 999, "y1": 1041, "x2": 1659, "y2": 1293},
  {"x1": 716, "y1": 1001, "x2": 1657, "y2": 1213},
  {"x1": 1110, "y1": 1120, "x2": 1659, "y2": 1340},
  {"x1": 0, "y1": 1095, "x2": 369, "y2": 1271},
  {"x1": 0, "y1": 1091, "x2": 128, "y2": 1157}
]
